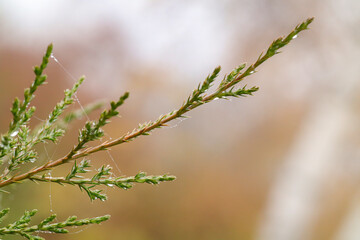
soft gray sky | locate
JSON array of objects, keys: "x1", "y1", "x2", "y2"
[{"x1": 0, "y1": 1, "x2": 233, "y2": 77}]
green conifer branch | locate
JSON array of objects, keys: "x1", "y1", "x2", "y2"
[
  {"x1": 30, "y1": 170, "x2": 175, "y2": 201},
  {"x1": 0, "y1": 17, "x2": 313, "y2": 239},
  {"x1": 0, "y1": 77, "x2": 85, "y2": 180},
  {"x1": 67, "y1": 92, "x2": 129, "y2": 158},
  {"x1": 0, "y1": 44, "x2": 53, "y2": 163},
  {"x1": 0, "y1": 17, "x2": 313, "y2": 190},
  {"x1": 28, "y1": 159, "x2": 175, "y2": 201},
  {"x1": 32, "y1": 77, "x2": 85, "y2": 144},
  {"x1": 60, "y1": 17, "x2": 314, "y2": 158},
  {"x1": 0, "y1": 208, "x2": 109, "y2": 239}
]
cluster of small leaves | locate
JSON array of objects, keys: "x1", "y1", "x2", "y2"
[
  {"x1": 6, "y1": 126, "x2": 37, "y2": 173},
  {"x1": 216, "y1": 85, "x2": 259, "y2": 98},
  {"x1": 0, "y1": 45, "x2": 53, "y2": 163},
  {"x1": 129, "y1": 113, "x2": 172, "y2": 139},
  {"x1": 4, "y1": 78, "x2": 85, "y2": 176},
  {"x1": 33, "y1": 77, "x2": 84, "y2": 144},
  {"x1": 65, "y1": 159, "x2": 91, "y2": 180},
  {"x1": 30, "y1": 159, "x2": 175, "y2": 201},
  {"x1": 188, "y1": 66, "x2": 221, "y2": 104},
  {"x1": 68, "y1": 92, "x2": 129, "y2": 157},
  {"x1": 259, "y1": 20, "x2": 312, "y2": 64},
  {"x1": 218, "y1": 64, "x2": 246, "y2": 89},
  {"x1": 0, "y1": 208, "x2": 109, "y2": 240},
  {"x1": 0, "y1": 46, "x2": 86, "y2": 180}
]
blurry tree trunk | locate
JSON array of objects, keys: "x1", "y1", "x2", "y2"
[
  {"x1": 335, "y1": 192, "x2": 360, "y2": 240},
  {"x1": 257, "y1": 80, "x2": 360, "y2": 239}
]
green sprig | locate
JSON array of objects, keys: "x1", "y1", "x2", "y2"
[
  {"x1": 65, "y1": 159, "x2": 90, "y2": 180},
  {"x1": 0, "y1": 209, "x2": 109, "y2": 239},
  {"x1": 0, "y1": 76, "x2": 85, "y2": 180},
  {"x1": 33, "y1": 77, "x2": 85, "y2": 144},
  {"x1": 68, "y1": 92, "x2": 129, "y2": 157},
  {"x1": 0, "y1": 44, "x2": 53, "y2": 162},
  {"x1": 31, "y1": 161, "x2": 176, "y2": 201},
  {"x1": 217, "y1": 85, "x2": 259, "y2": 99}
]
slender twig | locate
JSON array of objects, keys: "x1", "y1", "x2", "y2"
[{"x1": 29, "y1": 174, "x2": 175, "y2": 186}]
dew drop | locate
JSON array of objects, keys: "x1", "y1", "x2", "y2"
[
  {"x1": 250, "y1": 71, "x2": 255, "y2": 74},
  {"x1": 50, "y1": 53, "x2": 59, "y2": 63},
  {"x1": 292, "y1": 35, "x2": 298, "y2": 39},
  {"x1": 10, "y1": 131, "x2": 18, "y2": 137}
]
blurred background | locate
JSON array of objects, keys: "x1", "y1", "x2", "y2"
[{"x1": 0, "y1": 0, "x2": 360, "y2": 239}]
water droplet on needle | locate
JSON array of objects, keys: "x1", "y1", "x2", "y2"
[{"x1": 10, "y1": 131, "x2": 18, "y2": 137}]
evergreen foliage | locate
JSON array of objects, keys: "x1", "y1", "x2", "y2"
[{"x1": 0, "y1": 18, "x2": 313, "y2": 239}]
